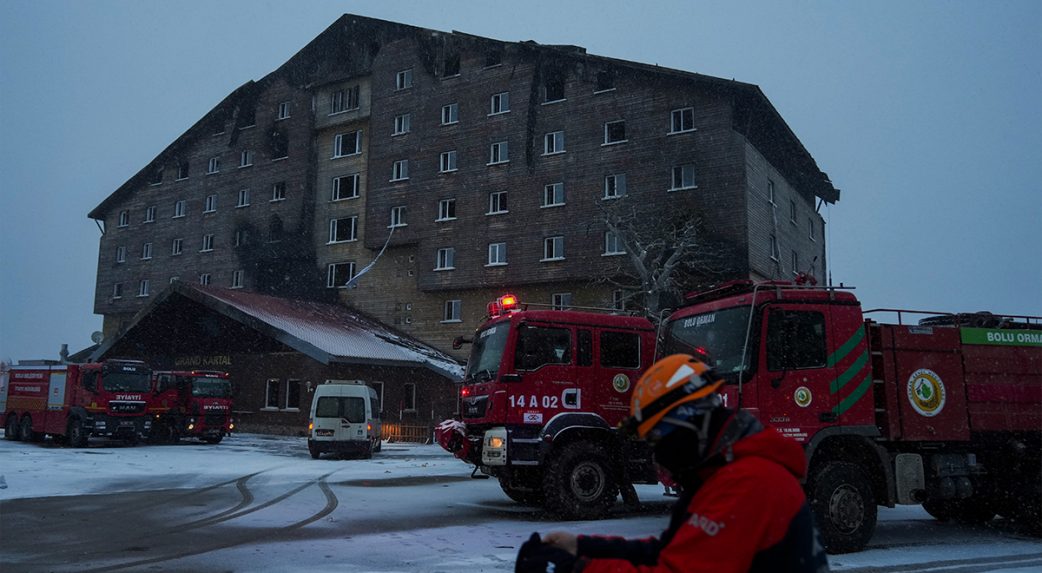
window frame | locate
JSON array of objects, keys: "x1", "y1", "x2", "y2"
[
  {"x1": 389, "y1": 206, "x2": 407, "y2": 228},
  {"x1": 173, "y1": 200, "x2": 186, "y2": 218},
  {"x1": 670, "y1": 164, "x2": 697, "y2": 191},
  {"x1": 435, "y1": 247, "x2": 456, "y2": 271},
  {"x1": 204, "y1": 194, "x2": 218, "y2": 213},
  {"x1": 141, "y1": 242, "x2": 153, "y2": 260},
  {"x1": 326, "y1": 261, "x2": 357, "y2": 288},
  {"x1": 543, "y1": 131, "x2": 565, "y2": 155},
  {"x1": 207, "y1": 156, "x2": 220, "y2": 174},
  {"x1": 439, "y1": 150, "x2": 458, "y2": 173},
  {"x1": 118, "y1": 210, "x2": 129, "y2": 227},
  {"x1": 542, "y1": 182, "x2": 565, "y2": 208},
  {"x1": 487, "y1": 191, "x2": 508, "y2": 215},
  {"x1": 670, "y1": 107, "x2": 695, "y2": 134},
  {"x1": 144, "y1": 206, "x2": 156, "y2": 223},
  {"x1": 489, "y1": 92, "x2": 510, "y2": 115},
  {"x1": 271, "y1": 182, "x2": 287, "y2": 202},
  {"x1": 239, "y1": 149, "x2": 254, "y2": 168},
  {"x1": 332, "y1": 173, "x2": 360, "y2": 201},
  {"x1": 171, "y1": 238, "x2": 183, "y2": 256},
  {"x1": 603, "y1": 120, "x2": 627, "y2": 145},
  {"x1": 395, "y1": 69, "x2": 413, "y2": 91},
  {"x1": 487, "y1": 242, "x2": 507, "y2": 266},
  {"x1": 603, "y1": 230, "x2": 625, "y2": 255},
  {"x1": 328, "y1": 216, "x2": 358, "y2": 244},
  {"x1": 277, "y1": 101, "x2": 290, "y2": 120},
  {"x1": 604, "y1": 174, "x2": 627, "y2": 199},
  {"x1": 393, "y1": 113, "x2": 411, "y2": 136},
  {"x1": 116, "y1": 245, "x2": 126, "y2": 263},
  {"x1": 542, "y1": 236, "x2": 565, "y2": 261},
  {"x1": 264, "y1": 379, "x2": 280, "y2": 410},
  {"x1": 551, "y1": 292, "x2": 573, "y2": 310},
  {"x1": 138, "y1": 279, "x2": 150, "y2": 297},
  {"x1": 488, "y1": 141, "x2": 509, "y2": 165},
  {"x1": 391, "y1": 159, "x2": 410, "y2": 182},
  {"x1": 333, "y1": 131, "x2": 361, "y2": 158},
  {"x1": 441, "y1": 102, "x2": 459, "y2": 125},
  {"x1": 112, "y1": 282, "x2": 123, "y2": 300},
  {"x1": 442, "y1": 299, "x2": 462, "y2": 323},
  {"x1": 437, "y1": 198, "x2": 457, "y2": 222},
  {"x1": 199, "y1": 272, "x2": 211, "y2": 286},
  {"x1": 237, "y1": 188, "x2": 250, "y2": 208},
  {"x1": 201, "y1": 234, "x2": 214, "y2": 252}
]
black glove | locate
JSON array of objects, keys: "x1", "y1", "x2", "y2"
[{"x1": 516, "y1": 532, "x2": 577, "y2": 573}]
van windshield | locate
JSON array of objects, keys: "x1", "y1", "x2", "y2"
[
  {"x1": 661, "y1": 306, "x2": 753, "y2": 374},
  {"x1": 315, "y1": 396, "x2": 366, "y2": 423},
  {"x1": 464, "y1": 323, "x2": 510, "y2": 384}
]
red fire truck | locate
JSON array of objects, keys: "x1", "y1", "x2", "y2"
[
  {"x1": 436, "y1": 294, "x2": 659, "y2": 519},
  {"x1": 149, "y1": 370, "x2": 234, "y2": 444},
  {"x1": 1, "y1": 359, "x2": 153, "y2": 446},
  {"x1": 660, "y1": 279, "x2": 1042, "y2": 552}
]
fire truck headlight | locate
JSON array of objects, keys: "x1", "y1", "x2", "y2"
[
  {"x1": 187, "y1": 423, "x2": 195, "y2": 431},
  {"x1": 229, "y1": 422, "x2": 235, "y2": 430},
  {"x1": 481, "y1": 427, "x2": 508, "y2": 466}
]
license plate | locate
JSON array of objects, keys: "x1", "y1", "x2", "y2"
[{"x1": 315, "y1": 429, "x2": 334, "y2": 437}]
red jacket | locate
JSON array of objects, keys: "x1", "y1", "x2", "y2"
[{"x1": 576, "y1": 427, "x2": 829, "y2": 573}]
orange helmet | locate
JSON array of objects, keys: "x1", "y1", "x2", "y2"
[{"x1": 628, "y1": 354, "x2": 725, "y2": 440}]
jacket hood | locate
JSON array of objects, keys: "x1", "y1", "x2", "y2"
[{"x1": 728, "y1": 426, "x2": 808, "y2": 480}]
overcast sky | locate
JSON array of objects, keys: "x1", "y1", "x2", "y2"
[{"x1": 1, "y1": 1, "x2": 1039, "y2": 361}]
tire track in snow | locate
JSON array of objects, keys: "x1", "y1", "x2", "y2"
[{"x1": 837, "y1": 553, "x2": 1042, "y2": 573}]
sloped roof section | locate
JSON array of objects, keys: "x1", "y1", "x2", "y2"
[{"x1": 92, "y1": 282, "x2": 464, "y2": 380}]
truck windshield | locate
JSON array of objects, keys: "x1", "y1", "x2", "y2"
[
  {"x1": 102, "y1": 371, "x2": 152, "y2": 392},
  {"x1": 191, "y1": 378, "x2": 232, "y2": 398},
  {"x1": 464, "y1": 323, "x2": 510, "y2": 384},
  {"x1": 662, "y1": 306, "x2": 753, "y2": 374}
]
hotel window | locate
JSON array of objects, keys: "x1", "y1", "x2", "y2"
[
  {"x1": 240, "y1": 149, "x2": 254, "y2": 167},
  {"x1": 144, "y1": 206, "x2": 156, "y2": 223},
  {"x1": 489, "y1": 141, "x2": 509, "y2": 164},
  {"x1": 237, "y1": 188, "x2": 250, "y2": 207},
  {"x1": 138, "y1": 280, "x2": 150, "y2": 297},
  {"x1": 116, "y1": 246, "x2": 126, "y2": 263},
  {"x1": 207, "y1": 156, "x2": 220, "y2": 174},
  {"x1": 604, "y1": 231, "x2": 625, "y2": 255},
  {"x1": 265, "y1": 379, "x2": 280, "y2": 409},
  {"x1": 543, "y1": 183, "x2": 565, "y2": 207},
  {"x1": 199, "y1": 273, "x2": 211, "y2": 286},
  {"x1": 544, "y1": 131, "x2": 565, "y2": 155},
  {"x1": 441, "y1": 103, "x2": 459, "y2": 125},
  {"x1": 395, "y1": 69, "x2": 413, "y2": 90},
  {"x1": 201, "y1": 234, "x2": 214, "y2": 252},
  {"x1": 390, "y1": 206, "x2": 406, "y2": 228},
  {"x1": 440, "y1": 150, "x2": 457, "y2": 173},
  {"x1": 488, "y1": 191, "x2": 508, "y2": 215},
  {"x1": 671, "y1": 164, "x2": 697, "y2": 191},
  {"x1": 118, "y1": 210, "x2": 129, "y2": 227},
  {"x1": 391, "y1": 159, "x2": 409, "y2": 181},
  {"x1": 204, "y1": 194, "x2": 217, "y2": 213},
  {"x1": 277, "y1": 101, "x2": 290, "y2": 120},
  {"x1": 177, "y1": 161, "x2": 190, "y2": 180},
  {"x1": 551, "y1": 292, "x2": 573, "y2": 310},
  {"x1": 332, "y1": 174, "x2": 359, "y2": 201},
  {"x1": 327, "y1": 262, "x2": 356, "y2": 288},
  {"x1": 435, "y1": 247, "x2": 456, "y2": 271},
  {"x1": 443, "y1": 300, "x2": 462, "y2": 323},
  {"x1": 141, "y1": 242, "x2": 153, "y2": 260},
  {"x1": 488, "y1": 242, "x2": 507, "y2": 266},
  {"x1": 329, "y1": 216, "x2": 358, "y2": 243},
  {"x1": 393, "y1": 113, "x2": 411, "y2": 135},
  {"x1": 604, "y1": 174, "x2": 627, "y2": 199},
  {"x1": 171, "y1": 238, "x2": 183, "y2": 256},
  {"x1": 174, "y1": 200, "x2": 186, "y2": 218},
  {"x1": 604, "y1": 121, "x2": 627, "y2": 145},
  {"x1": 437, "y1": 198, "x2": 456, "y2": 221},
  {"x1": 490, "y1": 92, "x2": 510, "y2": 115},
  {"x1": 670, "y1": 107, "x2": 695, "y2": 133},
  {"x1": 543, "y1": 236, "x2": 565, "y2": 261},
  {"x1": 333, "y1": 131, "x2": 361, "y2": 158},
  {"x1": 271, "y1": 182, "x2": 287, "y2": 202}
]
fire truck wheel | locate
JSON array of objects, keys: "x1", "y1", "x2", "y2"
[
  {"x1": 809, "y1": 461, "x2": 876, "y2": 554},
  {"x1": 19, "y1": 416, "x2": 38, "y2": 442},
  {"x1": 498, "y1": 476, "x2": 545, "y2": 506},
  {"x1": 5, "y1": 414, "x2": 21, "y2": 441},
  {"x1": 66, "y1": 418, "x2": 88, "y2": 448},
  {"x1": 543, "y1": 441, "x2": 619, "y2": 520}
]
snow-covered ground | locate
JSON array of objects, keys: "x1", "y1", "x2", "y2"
[{"x1": 1, "y1": 432, "x2": 1038, "y2": 572}]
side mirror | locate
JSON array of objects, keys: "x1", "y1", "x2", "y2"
[{"x1": 452, "y1": 336, "x2": 472, "y2": 350}]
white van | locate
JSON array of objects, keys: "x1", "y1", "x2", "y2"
[{"x1": 307, "y1": 380, "x2": 382, "y2": 459}]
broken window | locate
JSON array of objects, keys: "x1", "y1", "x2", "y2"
[
  {"x1": 443, "y1": 53, "x2": 460, "y2": 77},
  {"x1": 595, "y1": 69, "x2": 615, "y2": 92}
]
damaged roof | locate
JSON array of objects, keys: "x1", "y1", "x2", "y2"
[{"x1": 90, "y1": 282, "x2": 464, "y2": 380}]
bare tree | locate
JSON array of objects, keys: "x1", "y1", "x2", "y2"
[{"x1": 599, "y1": 204, "x2": 736, "y2": 322}]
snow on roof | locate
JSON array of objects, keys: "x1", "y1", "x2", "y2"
[
  {"x1": 193, "y1": 285, "x2": 465, "y2": 380},
  {"x1": 94, "y1": 283, "x2": 464, "y2": 380}
]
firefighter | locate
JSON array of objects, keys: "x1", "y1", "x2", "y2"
[{"x1": 515, "y1": 354, "x2": 830, "y2": 573}]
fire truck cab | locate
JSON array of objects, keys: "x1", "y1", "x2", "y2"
[{"x1": 437, "y1": 294, "x2": 658, "y2": 518}]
